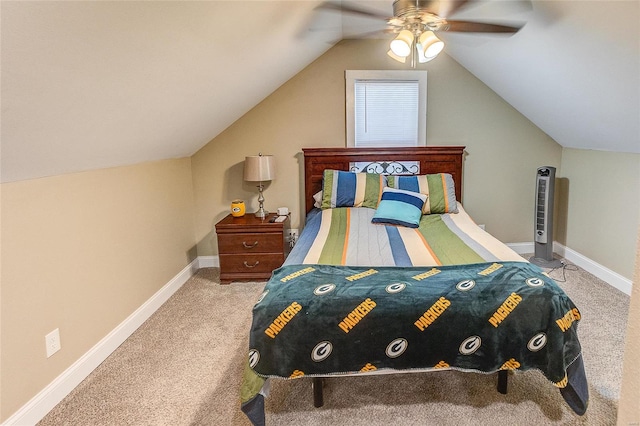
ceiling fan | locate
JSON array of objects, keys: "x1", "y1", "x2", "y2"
[{"x1": 317, "y1": 0, "x2": 527, "y2": 67}]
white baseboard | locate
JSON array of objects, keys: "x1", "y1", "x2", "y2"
[
  {"x1": 553, "y1": 242, "x2": 632, "y2": 295},
  {"x1": 197, "y1": 255, "x2": 219, "y2": 268},
  {"x1": 506, "y1": 241, "x2": 632, "y2": 295},
  {"x1": 506, "y1": 242, "x2": 534, "y2": 255},
  {"x1": 3, "y1": 259, "x2": 199, "y2": 426}
]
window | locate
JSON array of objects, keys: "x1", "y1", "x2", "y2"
[{"x1": 346, "y1": 70, "x2": 427, "y2": 148}]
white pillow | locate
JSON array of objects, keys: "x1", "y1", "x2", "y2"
[{"x1": 313, "y1": 190, "x2": 322, "y2": 208}]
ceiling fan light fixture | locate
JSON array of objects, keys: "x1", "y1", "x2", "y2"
[
  {"x1": 416, "y1": 44, "x2": 434, "y2": 63},
  {"x1": 387, "y1": 49, "x2": 407, "y2": 63},
  {"x1": 418, "y1": 30, "x2": 444, "y2": 58},
  {"x1": 389, "y1": 30, "x2": 413, "y2": 57},
  {"x1": 318, "y1": 0, "x2": 526, "y2": 68}
]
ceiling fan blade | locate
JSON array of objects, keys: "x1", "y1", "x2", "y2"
[
  {"x1": 443, "y1": 20, "x2": 524, "y2": 33},
  {"x1": 315, "y1": 1, "x2": 390, "y2": 20},
  {"x1": 437, "y1": 0, "x2": 532, "y2": 18},
  {"x1": 436, "y1": 0, "x2": 472, "y2": 18},
  {"x1": 314, "y1": 27, "x2": 392, "y2": 41}
]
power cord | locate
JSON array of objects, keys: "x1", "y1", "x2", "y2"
[{"x1": 546, "y1": 260, "x2": 579, "y2": 282}]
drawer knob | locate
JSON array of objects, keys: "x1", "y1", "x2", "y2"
[
  {"x1": 242, "y1": 241, "x2": 259, "y2": 249},
  {"x1": 243, "y1": 260, "x2": 260, "y2": 268}
]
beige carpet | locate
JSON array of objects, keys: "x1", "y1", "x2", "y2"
[{"x1": 38, "y1": 258, "x2": 629, "y2": 425}]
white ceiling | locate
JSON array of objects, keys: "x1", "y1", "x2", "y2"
[{"x1": 1, "y1": 1, "x2": 638, "y2": 183}]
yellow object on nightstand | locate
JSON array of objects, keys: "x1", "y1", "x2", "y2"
[{"x1": 231, "y1": 200, "x2": 246, "y2": 217}]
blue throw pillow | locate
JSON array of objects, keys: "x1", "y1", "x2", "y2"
[{"x1": 371, "y1": 187, "x2": 427, "y2": 228}]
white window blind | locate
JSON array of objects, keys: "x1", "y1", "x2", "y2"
[
  {"x1": 345, "y1": 70, "x2": 427, "y2": 148},
  {"x1": 354, "y1": 79, "x2": 419, "y2": 147}
]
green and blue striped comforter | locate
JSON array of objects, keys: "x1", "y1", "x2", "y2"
[{"x1": 286, "y1": 204, "x2": 524, "y2": 267}]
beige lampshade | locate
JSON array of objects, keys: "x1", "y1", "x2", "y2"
[
  {"x1": 243, "y1": 154, "x2": 275, "y2": 182},
  {"x1": 389, "y1": 30, "x2": 413, "y2": 58},
  {"x1": 418, "y1": 31, "x2": 444, "y2": 59},
  {"x1": 387, "y1": 49, "x2": 407, "y2": 63}
]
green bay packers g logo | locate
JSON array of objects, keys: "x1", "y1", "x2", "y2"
[
  {"x1": 312, "y1": 341, "x2": 333, "y2": 362},
  {"x1": 527, "y1": 332, "x2": 547, "y2": 352},
  {"x1": 314, "y1": 284, "x2": 336, "y2": 296},
  {"x1": 526, "y1": 277, "x2": 545, "y2": 287},
  {"x1": 459, "y1": 336, "x2": 482, "y2": 355},
  {"x1": 386, "y1": 338, "x2": 408, "y2": 358},
  {"x1": 456, "y1": 279, "x2": 476, "y2": 292},
  {"x1": 386, "y1": 282, "x2": 407, "y2": 294},
  {"x1": 248, "y1": 349, "x2": 260, "y2": 368}
]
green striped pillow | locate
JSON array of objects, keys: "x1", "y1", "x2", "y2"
[
  {"x1": 387, "y1": 173, "x2": 458, "y2": 214},
  {"x1": 321, "y1": 170, "x2": 386, "y2": 209}
]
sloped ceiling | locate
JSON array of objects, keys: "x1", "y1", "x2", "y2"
[
  {"x1": 339, "y1": 0, "x2": 639, "y2": 153},
  {"x1": 0, "y1": 1, "x2": 340, "y2": 183},
  {"x1": 441, "y1": 0, "x2": 639, "y2": 154},
  {"x1": 1, "y1": 1, "x2": 638, "y2": 183}
]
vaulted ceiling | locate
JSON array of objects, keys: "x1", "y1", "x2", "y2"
[
  {"x1": 2, "y1": 1, "x2": 638, "y2": 183},
  {"x1": 336, "y1": 0, "x2": 639, "y2": 153}
]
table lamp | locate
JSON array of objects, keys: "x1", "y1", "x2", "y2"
[{"x1": 243, "y1": 153, "x2": 275, "y2": 219}]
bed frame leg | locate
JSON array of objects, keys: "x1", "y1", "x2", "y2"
[
  {"x1": 312, "y1": 377, "x2": 324, "y2": 407},
  {"x1": 497, "y1": 370, "x2": 508, "y2": 394}
]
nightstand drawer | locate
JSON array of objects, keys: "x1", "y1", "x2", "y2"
[
  {"x1": 217, "y1": 232, "x2": 284, "y2": 254},
  {"x1": 219, "y1": 253, "x2": 285, "y2": 274},
  {"x1": 215, "y1": 213, "x2": 290, "y2": 284}
]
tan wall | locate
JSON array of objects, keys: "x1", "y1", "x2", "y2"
[
  {"x1": 557, "y1": 148, "x2": 640, "y2": 279},
  {"x1": 618, "y1": 225, "x2": 640, "y2": 424},
  {"x1": 0, "y1": 183, "x2": 3, "y2": 416},
  {"x1": 0, "y1": 158, "x2": 196, "y2": 420},
  {"x1": 191, "y1": 39, "x2": 562, "y2": 256}
]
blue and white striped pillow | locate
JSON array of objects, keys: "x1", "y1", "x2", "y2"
[
  {"x1": 321, "y1": 170, "x2": 386, "y2": 209},
  {"x1": 371, "y1": 187, "x2": 427, "y2": 228}
]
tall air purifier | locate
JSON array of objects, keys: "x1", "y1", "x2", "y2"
[{"x1": 530, "y1": 166, "x2": 563, "y2": 268}]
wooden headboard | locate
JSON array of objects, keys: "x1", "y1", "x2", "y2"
[{"x1": 302, "y1": 146, "x2": 465, "y2": 214}]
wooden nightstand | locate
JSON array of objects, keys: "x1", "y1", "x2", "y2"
[{"x1": 215, "y1": 213, "x2": 291, "y2": 284}]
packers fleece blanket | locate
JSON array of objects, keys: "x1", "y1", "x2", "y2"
[{"x1": 240, "y1": 262, "x2": 588, "y2": 425}]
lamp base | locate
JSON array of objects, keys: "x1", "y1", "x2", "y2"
[
  {"x1": 255, "y1": 208, "x2": 269, "y2": 219},
  {"x1": 254, "y1": 183, "x2": 269, "y2": 219}
]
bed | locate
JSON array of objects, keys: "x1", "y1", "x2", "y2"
[{"x1": 240, "y1": 147, "x2": 588, "y2": 425}]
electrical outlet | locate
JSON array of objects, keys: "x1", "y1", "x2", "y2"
[
  {"x1": 288, "y1": 229, "x2": 299, "y2": 248},
  {"x1": 45, "y1": 328, "x2": 61, "y2": 358}
]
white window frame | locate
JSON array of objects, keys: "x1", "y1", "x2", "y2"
[{"x1": 345, "y1": 70, "x2": 427, "y2": 148}]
